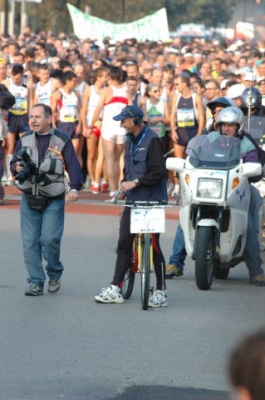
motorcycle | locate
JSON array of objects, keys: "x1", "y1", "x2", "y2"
[{"x1": 166, "y1": 133, "x2": 262, "y2": 290}]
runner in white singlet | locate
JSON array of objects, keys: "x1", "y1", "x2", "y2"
[
  {"x1": 5, "y1": 64, "x2": 29, "y2": 184},
  {"x1": 33, "y1": 64, "x2": 61, "y2": 107},
  {"x1": 100, "y1": 85, "x2": 128, "y2": 144},
  {"x1": 82, "y1": 67, "x2": 109, "y2": 193},
  {"x1": 51, "y1": 71, "x2": 82, "y2": 161},
  {"x1": 89, "y1": 66, "x2": 131, "y2": 200}
]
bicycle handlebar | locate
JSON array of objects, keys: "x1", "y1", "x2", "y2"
[
  {"x1": 113, "y1": 192, "x2": 178, "y2": 206},
  {"x1": 115, "y1": 198, "x2": 171, "y2": 208}
]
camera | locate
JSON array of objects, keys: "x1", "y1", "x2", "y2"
[{"x1": 16, "y1": 150, "x2": 38, "y2": 183}]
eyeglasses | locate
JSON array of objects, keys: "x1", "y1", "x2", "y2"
[{"x1": 213, "y1": 109, "x2": 222, "y2": 115}]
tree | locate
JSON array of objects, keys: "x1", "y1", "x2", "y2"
[
  {"x1": 25, "y1": 0, "x2": 240, "y2": 35},
  {"x1": 195, "y1": 0, "x2": 237, "y2": 28}
]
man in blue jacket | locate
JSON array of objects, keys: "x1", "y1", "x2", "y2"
[{"x1": 94, "y1": 105, "x2": 169, "y2": 307}]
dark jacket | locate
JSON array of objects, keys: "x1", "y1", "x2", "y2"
[{"x1": 124, "y1": 125, "x2": 167, "y2": 202}]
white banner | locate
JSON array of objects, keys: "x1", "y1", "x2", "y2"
[
  {"x1": 236, "y1": 21, "x2": 254, "y2": 40},
  {"x1": 67, "y1": 3, "x2": 169, "y2": 42},
  {"x1": 10, "y1": 0, "x2": 42, "y2": 3}
]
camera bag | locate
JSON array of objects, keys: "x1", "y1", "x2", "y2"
[{"x1": 25, "y1": 194, "x2": 52, "y2": 211}]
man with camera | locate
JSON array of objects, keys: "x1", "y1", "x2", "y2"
[{"x1": 10, "y1": 103, "x2": 83, "y2": 296}]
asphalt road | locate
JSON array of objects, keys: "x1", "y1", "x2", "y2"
[{"x1": 0, "y1": 199, "x2": 264, "y2": 400}]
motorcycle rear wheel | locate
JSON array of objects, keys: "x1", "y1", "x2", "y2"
[{"x1": 195, "y1": 226, "x2": 214, "y2": 290}]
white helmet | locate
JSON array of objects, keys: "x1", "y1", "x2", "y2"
[
  {"x1": 226, "y1": 84, "x2": 245, "y2": 100},
  {"x1": 217, "y1": 106, "x2": 244, "y2": 136}
]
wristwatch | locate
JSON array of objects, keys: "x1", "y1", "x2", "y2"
[
  {"x1": 70, "y1": 189, "x2": 78, "y2": 193},
  {"x1": 133, "y1": 179, "x2": 140, "y2": 186}
]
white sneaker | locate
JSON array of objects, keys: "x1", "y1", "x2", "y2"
[
  {"x1": 5, "y1": 178, "x2": 15, "y2": 186},
  {"x1": 167, "y1": 182, "x2": 175, "y2": 196},
  {"x1": 105, "y1": 191, "x2": 119, "y2": 203},
  {"x1": 148, "y1": 290, "x2": 168, "y2": 308},
  {"x1": 172, "y1": 184, "x2": 180, "y2": 196},
  {"x1": 94, "y1": 285, "x2": 124, "y2": 304}
]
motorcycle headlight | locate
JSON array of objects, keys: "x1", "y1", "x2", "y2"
[{"x1": 197, "y1": 178, "x2": 223, "y2": 199}]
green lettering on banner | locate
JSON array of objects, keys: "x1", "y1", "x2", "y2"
[{"x1": 67, "y1": 3, "x2": 169, "y2": 42}]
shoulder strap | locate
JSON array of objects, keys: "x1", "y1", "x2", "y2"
[
  {"x1": 192, "y1": 92, "x2": 199, "y2": 122},
  {"x1": 175, "y1": 93, "x2": 180, "y2": 108}
]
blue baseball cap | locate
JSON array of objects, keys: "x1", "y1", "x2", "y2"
[{"x1": 113, "y1": 105, "x2": 144, "y2": 121}]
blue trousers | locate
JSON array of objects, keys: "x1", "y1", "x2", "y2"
[
  {"x1": 0, "y1": 143, "x2": 4, "y2": 199},
  {"x1": 20, "y1": 194, "x2": 65, "y2": 287},
  {"x1": 168, "y1": 224, "x2": 186, "y2": 272},
  {"x1": 245, "y1": 185, "x2": 264, "y2": 278}
]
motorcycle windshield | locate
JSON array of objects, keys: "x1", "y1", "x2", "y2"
[{"x1": 186, "y1": 133, "x2": 241, "y2": 169}]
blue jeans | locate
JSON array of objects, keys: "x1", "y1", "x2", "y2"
[
  {"x1": 0, "y1": 143, "x2": 4, "y2": 199},
  {"x1": 249, "y1": 185, "x2": 262, "y2": 235},
  {"x1": 168, "y1": 224, "x2": 186, "y2": 272},
  {"x1": 20, "y1": 194, "x2": 65, "y2": 287},
  {"x1": 245, "y1": 186, "x2": 264, "y2": 278}
]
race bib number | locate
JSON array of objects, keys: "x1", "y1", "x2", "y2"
[
  {"x1": 61, "y1": 105, "x2": 78, "y2": 123},
  {"x1": 10, "y1": 98, "x2": 27, "y2": 115},
  {"x1": 177, "y1": 108, "x2": 195, "y2": 128}
]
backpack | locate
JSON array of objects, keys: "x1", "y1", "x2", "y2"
[
  {"x1": 0, "y1": 84, "x2": 16, "y2": 110},
  {"x1": 0, "y1": 111, "x2": 8, "y2": 141}
]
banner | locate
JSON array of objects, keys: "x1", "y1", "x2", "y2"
[
  {"x1": 10, "y1": 0, "x2": 42, "y2": 3},
  {"x1": 235, "y1": 21, "x2": 254, "y2": 40},
  {"x1": 67, "y1": 3, "x2": 169, "y2": 42}
]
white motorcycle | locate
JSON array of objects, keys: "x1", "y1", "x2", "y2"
[{"x1": 166, "y1": 133, "x2": 262, "y2": 290}]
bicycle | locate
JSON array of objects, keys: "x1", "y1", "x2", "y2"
[{"x1": 119, "y1": 200, "x2": 168, "y2": 310}]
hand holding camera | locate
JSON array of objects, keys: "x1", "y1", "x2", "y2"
[{"x1": 15, "y1": 150, "x2": 38, "y2": 184}]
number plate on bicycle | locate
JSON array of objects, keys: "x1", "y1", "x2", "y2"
[{"x1": 130, "y1": 208, "x2": 165, "y2": 233}]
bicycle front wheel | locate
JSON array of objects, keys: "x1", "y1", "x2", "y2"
[
  {"x1": 140, "y1": 233, "x2": 151, "y2": 310},
  {"x1": 122, "y1": 239, "x2": 137, "y2": 299}
]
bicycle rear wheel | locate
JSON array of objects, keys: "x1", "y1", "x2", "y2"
[{"x1": 140, "y1": 233, "x2": 151, "y2": 310}]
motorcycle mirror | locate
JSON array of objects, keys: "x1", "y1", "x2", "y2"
[
  {"x1": 242, "y1": 162, "x2": 262, "y2": 178},
  {"x1": 166, "y1": 157, "x2": 185, "y2": 173}
]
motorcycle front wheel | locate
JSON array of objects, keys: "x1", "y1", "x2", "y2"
[
  {"x1": 213, "y1": 267, "x2": 230, "y2": 280},
  {"x1": 195, "y1": 226, "x2": 214, "y2": 290}
]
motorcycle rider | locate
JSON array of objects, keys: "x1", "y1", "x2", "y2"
[
  {"x1": 202, "y1": 96, "x2": 236, "y2": 134},
  {"x1": 240, "y1": 87, "x2": 265, "y2": 117},
  {"x1": 166, "y1": 97, "x2": 236, "y2": 279},
  {"x1": 166, "y1": 106, "x2": 265, "y2": 286}
]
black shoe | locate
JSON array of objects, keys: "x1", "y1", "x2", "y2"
[
  {"x1": 25, "y1": 284, "x2": 43, "y2": 296},
  {"x1": 48, "y1": 279, "x2": 61, "y2": 293},
  {"x1": 250, "y1": 275, "x2": 265, "y2": 287}
]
